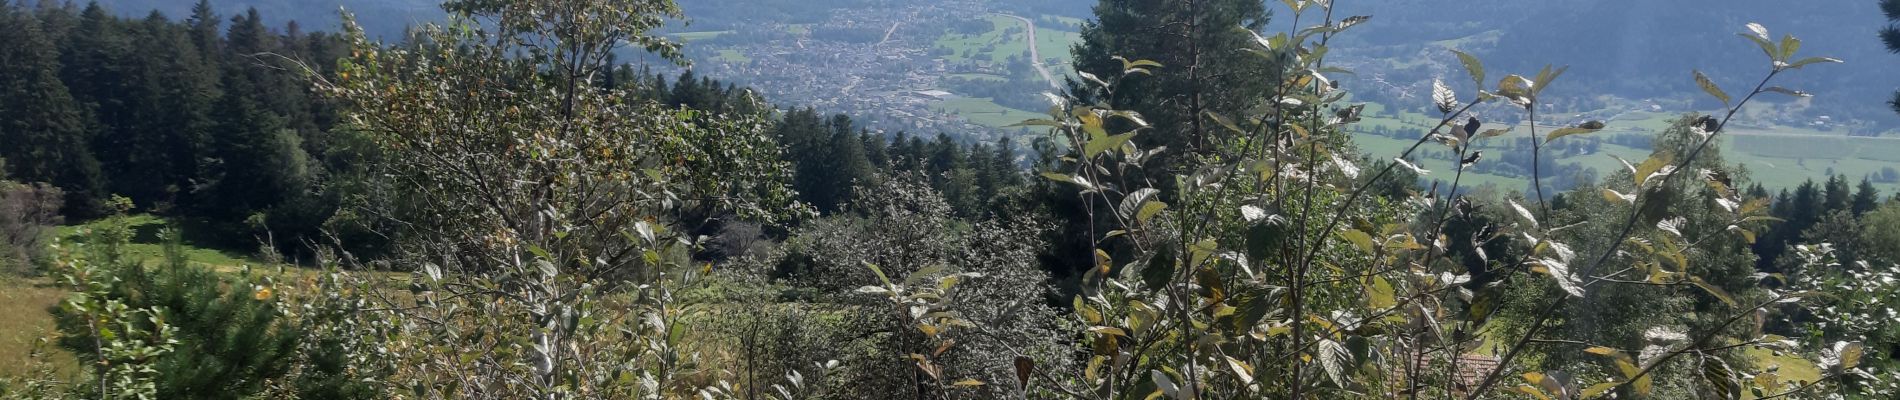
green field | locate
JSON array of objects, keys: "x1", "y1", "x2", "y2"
[
  {"x1": 947, "y1": 73, "x2": 1008, "y2": 82},
  {"x1": 671, "y1": 30, "x2": 734, "y2": 42},
  {"x1": 1348, "y1": 103, "x2": 1900, "y2": 194},
  {"x1": 713, "y1": 49, "x2": 751, "y2": 63},
  {"x1": 1033, "y1": 27, "x2": 1080, "y2": 66},
  {"x1": 4, "y1": 215, "x2": 295, "y2": 380},
  {"x1": 932, "y1": 97, "x2": 1043, "y2": 128},
  {"x1": 934, "y1": 15, "x2": 1027, "y2": 64}
]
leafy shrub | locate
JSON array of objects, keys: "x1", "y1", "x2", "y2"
[{"x1": 0, "y1": 178, "x2": 62, "y2": 274}]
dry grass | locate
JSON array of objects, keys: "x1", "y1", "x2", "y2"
[{"x1": 0, "y1": 276, "x2": 79, "y2": 380}]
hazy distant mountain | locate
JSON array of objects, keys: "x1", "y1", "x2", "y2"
[
  {"x1": 1321, "y1": 0, "x2": 1898, "y2": 124},
  {"x1": 85, "y1": 0, "x2": 1900, "y2": 126},
  {"x1": 89, "y1": 0, "x2": 438, "y2": 39}
]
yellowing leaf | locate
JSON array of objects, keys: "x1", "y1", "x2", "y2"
[
  {"x1": 1694, "y1": 70, "x2": 1730, "y2": 105},
  {"x1": 1339, "y1": 229, "x2": 1375, "y2": 253}
]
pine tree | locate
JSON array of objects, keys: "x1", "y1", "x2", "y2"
[
  {"x1": 54, "y1": 226, "x2": 302, "y2": 399},
  {"x1": 0, "y1": 7, "x2": 107, "y2": 217}
]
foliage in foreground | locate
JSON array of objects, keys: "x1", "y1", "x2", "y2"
[{"x1": 5, "y1": 0, "x2": 1900, "y2": 399}]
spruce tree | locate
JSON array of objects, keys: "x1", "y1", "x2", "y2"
[
  {"x1": 1824, "y1": 174, "x2": 1851, "y2": 212},
  {"x1": 121, "y1": 12, "x2": 218, "y2": 208},
  {"x1": 196, "y1": 74, "x2": 306, "y2": 229},
  {"x1": 1853, "y1": 178, "x2": 1881, "y2": 215},
  {"x1": 861, "y1": 131, "x2": 889, "y2": 169},
  {"x1": 186, "y1": 0, "x2": 221, "y2": 63},
  {"x1": 1069, "y1": 0, "x2": 1275, "y2": 164},
  {"x1": 0, "y1": 7, "x2": 107, "y2": 217},
  {"x1": 1884, "y1": 0, "x2": 1900, "y2": 114}
]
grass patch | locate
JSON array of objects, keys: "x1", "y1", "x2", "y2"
[
  {"x1": 947, "y1": 73, "x2": 1008, "y2": 82},
  {"x1": 784, "y1": 24, "x2": 809, "y2": 35},
  {"x1": 932, "y1": 97, "x2": 1043, "y2": 128},
  {"x1": 1040, "y1": 14, "x2": 1086, "y2": 30},
  {"x1": 53, "y1": 215, "x2": 270, "y2": 274},
  {"x1": 0, "y1": 277, "x2": 78, "y2": 380},
  {"x1": 935, "y1": 15, "x2": 1027, "y2": 64},
  {"x1": 671, "y1": 30, "x2": 734, "y2": 42},
  {"x1": 713, "y1": 49, "x2": 751, "y2": 64},
  {"x1": 1032, "y1": 27, "x2": 1080, "y2": 66},
  {"x1": 1742, "y1": 346, "x2": 1822, "y2": 399}
]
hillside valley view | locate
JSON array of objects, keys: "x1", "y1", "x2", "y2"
[{"x1": 4, "y1": 0, "x2": 1900, "y2": 399}]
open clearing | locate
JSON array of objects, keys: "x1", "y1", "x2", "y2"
[{"x1": 932, "y1": 97, "x2": 1043, "y2": 128}]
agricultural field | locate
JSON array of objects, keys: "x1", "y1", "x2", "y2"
[
  {"x1": 933, "y1": 15, "x2": 1029, "y2": 64},
  {"x1": 670, "y1": 30, "x2": 735, "y2": 42},
  {"x1": 1350, "y1": 103, "x2": 1900, "y2": 194},
  {"x1": 713, "y1": 49, "x2": 751, "y2": 63},
  {"x1": 931, "y1": 97, "x2": 1044, "y2": 128}
]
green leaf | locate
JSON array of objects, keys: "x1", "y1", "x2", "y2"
[
  {"x1": 1040, "y1": 172, "x2": 1072, "y2": 183},
  {"x1": 1205, "y1": 111, "x2": 1246, "y2": 135},
  {"x1": 1783, "y1": 56, "x2": 1843, "y2": 70},
  {"x1": 1122, "y1": 58, "x2": 1164, "y2": 70},
  {"x1": 1318, "y1": 339, "x2": 1351, "y2": 387},
  {"x1": 1339, "y1": 229, "x2": 1375, "y2": 253},
  {"x1": 1689, "y1": 276, "x2": 1738, "y2": 307},
  {"x1": 1509, "y1": 199, "x2": 1539, "y2": 228},
  {"x1": 1761, "y1": 87, "x2": 1811, "y2": 97},
  {"x1": 1777, "y1": 34, "x2": 1802, "y2": 62},
  {"x1": 1245, "y1": 218, "x2": 1285, "y2": 263},
  {"x1": 1084, "y1": 132, "x2": 1136, "y2": 158},
  {"x1": 1006, "y1": 119, "x2": 1065, "y2": 128},
  {"x1": 1634, "y1": 154, "x2": 1674, "y2": 187},
  {"x1": 1702, "y1": 356, "x2": 1743, "y2": 400},
  {"x1": 865, "y1": 263, "x2": 893, "y2": 289},
  {"x1": 1580, "y1": 382, "x2": 1620, "y2": 399},
  {"x1": 1234, "y1": 293, "x2": 1273, "y2": 331},
  {"x1": 1118, "y1": 188, "x2": 1160, "y2": 222},
  {"x1": 1151, "y1": 369, "x2": 1180, "y2": 398},
  {"x1": 1452, "y1": 49, "x2": 1486, "y2": 88},
  {"x1": 1498, "y1": 74, "x2": 1534, "y2": 106},
  {"x1": 1143, "y1": 246, "x2": 1177, "y2": 293},
  {"x1": 1694, "y1": 70, "x2": 1730, "y2": 106},
  {"x1": 1545, "y1": 125, "x2": 1603, "y2": 144},
  {"x1": 1530, "y1": 65, "x2": 1569, "y2": 96},
  {"x1": 1136, "y1": 201, "x2": 1168, "y2": 225},
  {"x1": 1738, "y1": 32, "x2": 1778, "y2": 62}
]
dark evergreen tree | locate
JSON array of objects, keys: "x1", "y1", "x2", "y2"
[
  {"x1": 1853, "y1": 178, "x2": 1881, "y2": 215},
  {"x1": 0, "y1": 7, "x2": 107, "y2": 217},
  {"x1": 55, "y1": 229, "x2": 302, "y2": 399},
  {"x1": 1823, "y1": 174, "x2": 1851, "y2": 213},
  {"x1": 186, "y1": 0, "x2": 221, "y2": 62},
  {"x1": 861, "y1": 131, "x2": 889, "y2": 169},
  {"x1": 1069, "y1": 0, "x2": 1275, "y2": 166},
  {"x1": 1884, "y1": 0, "x2": 1900, "y2": 114},
  {"x1": 195, "y1": 74, "x2": 309, "y2": 232}
]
